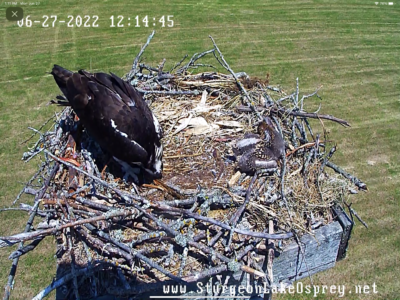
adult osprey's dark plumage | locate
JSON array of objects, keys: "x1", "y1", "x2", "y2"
[{"x1": 51, "y1": 65, "x2": 163, "y2": 183}]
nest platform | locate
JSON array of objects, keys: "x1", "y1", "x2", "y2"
[{"x1": 0, "y1": 34, "x2": 367, "y2": 300}]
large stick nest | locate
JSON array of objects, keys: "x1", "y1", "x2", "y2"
[{"x1": 1, "y1": 34, "x2": 367, "y2": 299}]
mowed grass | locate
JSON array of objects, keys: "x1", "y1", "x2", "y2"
[{"x1": 0, "y1": 0, "x2": 399, "y2": 298}]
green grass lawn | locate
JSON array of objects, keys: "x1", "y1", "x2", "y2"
[{"x1": 1, "y1": 0, "x2": 399, "y2": 299}]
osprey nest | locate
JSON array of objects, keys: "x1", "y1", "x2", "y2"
[{"x1": 1, "y1": 33, "x2": 367, "y2": 299}]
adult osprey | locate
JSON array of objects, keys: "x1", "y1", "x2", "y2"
[{"x1": 51, "y1": 65, "x2": 163, "y2": 183}]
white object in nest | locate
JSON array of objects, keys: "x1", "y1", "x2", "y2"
[{"x1": 176, "y1": 116, "x2": 219, "y2": 135}]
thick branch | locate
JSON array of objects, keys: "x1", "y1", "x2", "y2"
[{"x1": 0, "y1": 209, "x2": 136, "y2": 247}]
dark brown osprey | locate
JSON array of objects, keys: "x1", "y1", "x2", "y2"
[{"x1": 51, "y1": 65, "x2": 163, "y2": 182}]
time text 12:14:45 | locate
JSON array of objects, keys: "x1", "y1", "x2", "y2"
[{"x1": 109, "y1": 15, "x2": 174, "y2": 27}]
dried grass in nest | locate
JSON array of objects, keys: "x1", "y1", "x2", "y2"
[
  {"x1": 143, "y1": 79, "x2": 353, "y2": 237},
  {"x1": 1, "y1": 33, "x2": 367, "y2": 300}
]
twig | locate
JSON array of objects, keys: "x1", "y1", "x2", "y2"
[
  {"x1": 170, "y1": 54, "x2": 188, "y2": 73},
  {"x1": 320, "y1": 145, "x2": 336, "y2": 173},
  {"x1": 20, "y1": 115, "x2": 55, "y2": 145},
  {"x1": 294, "y1": 118, "x2": 308, "y2": 143},
  {"x1": 210, "y1": 173, "x2": 257, "y2": 248},
  {"x1": 295, "y1": 77, "x2": 299, "y2": 108},
  {"x1": 13, "y1": 162, "x2": 47, "y2": 205},
  {"x1": 300, "y1": 85, "x2": 323, "y2": 111},
  {"x1": 136, "y1": 88, "x2": 200, "y2": 95},
  {"x1": 209, "y1": 35, "x2": 263, "y2": 121},
  {"x1": 304, "y1": 118, "x2": 315, "y2": 140},
  {"x1": 267, "y1": 221, "x2": 275, "y2": 285},
  {"x1": 344, "y1": 201, "x2": 368, "y2": 229},
  {"x1": 286, "y1": 142, "x2": 317, "y2": 157},
  {"x1": 0, "y1": 207, "x2": 48, "y2": 218},
  {"x1": 230, "y1": 174, "x2": 258, "y2": 225},
  {"x1": 273, "y1": 116, "x2": 293, "y2": 223},
  {"x1": 74, "y1": 197, "x2": 112, "y2": 212},
  {"x1": 8, "y1": 237, "x2": 45, "y2": 260},
  {"x1": 158, "y1": 58, "x2": 166, "y2": 74},
  {"x1": 291, "y1": 115, "x2": 299, "y2": 148},
  {"x1": 183, "y1": 264, "x2": 228, "y2": 282},
  {"x1": 177, "y1": 49, "x2": 215, "y2": 74},
  {"x1": 3, "y1": 162, "x2": 59, "y2": 300},
  {"x1": 326, "y1": 161, "x2": 368, "y2": 190},
  {"x1": 236, "y1": 105, "x2": 351, "y2": 127},
  {"x1": 277, "y1": 93, "x2": 295, "y2": 103},
  {"x1": 127, "y1": 30, "x2": 156, "y2": 81}
]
